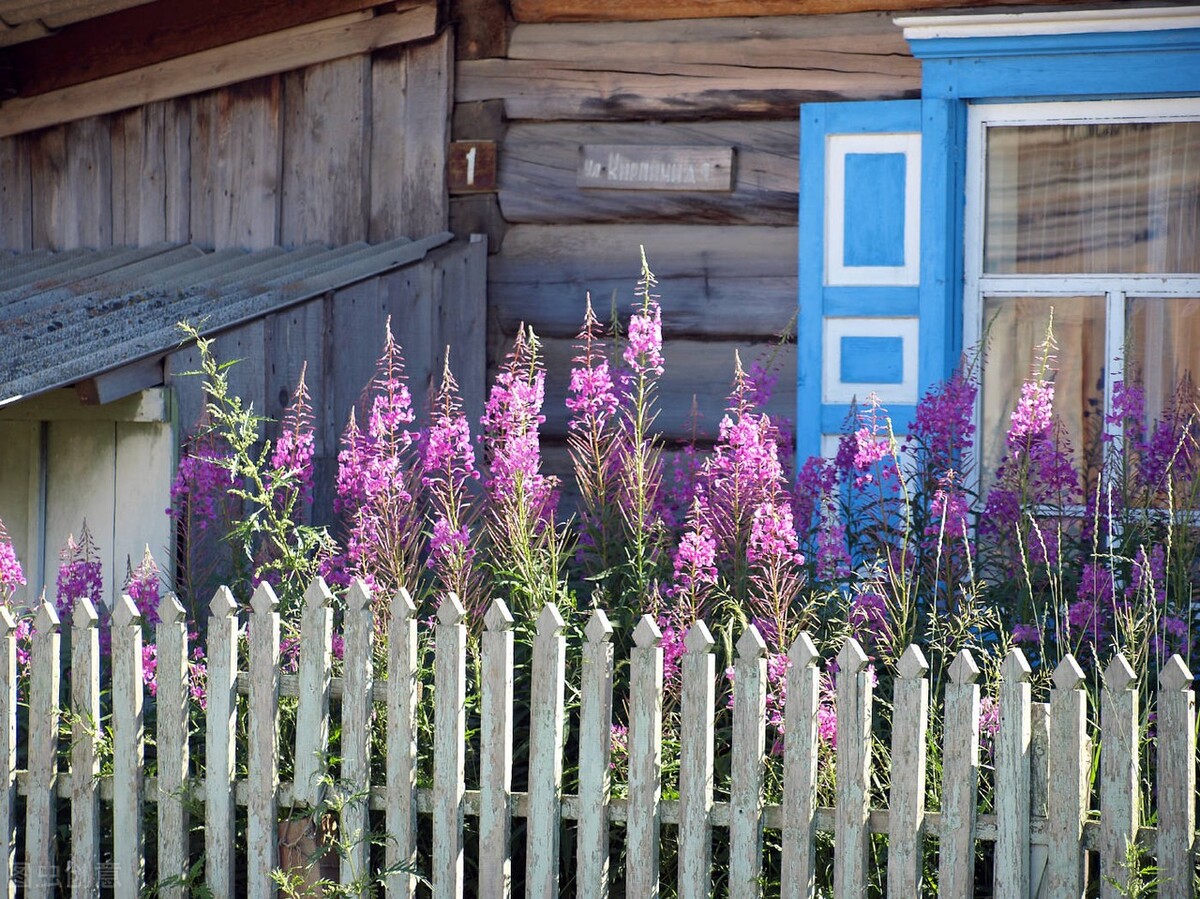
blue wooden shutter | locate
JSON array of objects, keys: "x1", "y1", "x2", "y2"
[{"x1": 797, "y1": 99, "x2": 965, "y2": 460}]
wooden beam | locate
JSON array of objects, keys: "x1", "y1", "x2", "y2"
[
  {"x1": 511, "y1": 0, "x2": 1081, "y2": 22},
  {"x1": 0, "y1": 388, "x2": 169, "y2": 422},
  {"x1": 0, "y1": 5, "x2": 439, "y2": 138},
  {"x1": 74, "y1": 357, "x2": 164, "y2": 406},
  {"x1": 2, "y1": 0, "x2": 409, "y2": 98}
]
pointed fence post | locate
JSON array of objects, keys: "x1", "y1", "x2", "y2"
[
  {"x1": 206, "y1": 587, "x2": 239, "y2": 899},
  {"x1": 995, "y1": 649, "x2": 1032, "y2": 899},
  {"x1": 1100, "y1": 655, "x2": 1138, "y2": 899},
  {"x1": 294, "y1": 577, "x2": 333, "y2": 807},
  {"x1": 481, "y1": 599, "x2": 515, "y2": 899},
  {"x1": 577, "y1": 609, "x2": 614, "y2": 899},
  {"x1": 1047, "y1": 656, "x2": 1088, "y2": 897},
  {"x1": 112, "y1": 595, "x2": 146, "y2": 897},
  {"x1": 341, "y1": 579, "x2": 375, "y2": 888},
  {"x1": 528, "y1": 603, "x2": 567, "y2": 899},
  {"x1": 782, "y1": 632, "x2": 820, "y2": 899},
  {"x1": 434, "y1": 594, "x2": 467, "y2": 899},
  {"x1": 70, "y1": 598, "x2": 100, "y2": 899},
  {"x1": 0, "y1": 607, "x2": 14, "y2": 899},
  {"x1": 156, "y1": 594, "x2": 191, "y2": 899},
  {"x1": 386, "y1": 588, "x2": 419, "y2": 898},
  {"x1": 834, "y1": 638, "x2": 872, "y2": 899},
  {"x1": 627, "y1": 614, "x2": 663, "y2": 899},
  {"x1": 678, "y1": 622, "x2": 715, "y2": 899},
  {"x1": 25, "y1": 601, "x2": 60, "y2": 899},
  {"x1": 887, "y1": 645, "x2": 929, "y2": 899},
  {"x1": 939, "y1": 649, "x2": 981, "y2": 898},
  {"x1": 247, "y1": 581, "x2": 281, "y2": 898},
  {"x1": 730, "y1": 625, "x2": 767, "y2": 899},
  {"x1": 1156, "y1": 656, "x2": 1195, "y2": 899}
]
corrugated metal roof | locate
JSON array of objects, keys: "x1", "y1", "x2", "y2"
[{"x1": 0, "y1": 233, "x2": 453, "y2": 407}]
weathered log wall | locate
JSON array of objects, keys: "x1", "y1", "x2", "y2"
[{"x1": 457, "y1": 11, "x2": 922, "y2": 460}]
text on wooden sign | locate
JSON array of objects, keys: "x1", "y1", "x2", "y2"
[{"x1": 577, "y1": 145, "x2": 734, "y2": 191}]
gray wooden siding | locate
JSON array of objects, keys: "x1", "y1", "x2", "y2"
[{"x1": 0, "y1": 32, "x2": 452, "y2": 253}]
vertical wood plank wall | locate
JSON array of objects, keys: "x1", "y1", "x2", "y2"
[
  {"x1": 0, "y1": 32, "x2": 452, "y2": 255},
  {"x1": 455, "y1": 12, "x2": 922, "y2": 466}
]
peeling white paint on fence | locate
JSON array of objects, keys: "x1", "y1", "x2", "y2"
[{"x1": 1, "y1": 576, "x2": 1198, "y2": 898}]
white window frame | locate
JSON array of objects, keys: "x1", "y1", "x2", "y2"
[{"x1": 963, "y1": 97, "x2": 1200, "y2": 487}]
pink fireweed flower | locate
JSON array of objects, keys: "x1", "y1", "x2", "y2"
[
  {"x1": 747, "y1": 501, "x2": 805, "y2": 568},
  {"x1": 55, "y1": 524, "x2": 103, "y2": 621},
  {"x1": 566, "y1": 297, "x2": 620, "y2": 431},
  {"x1": 168, "y1": 420, "x2": 237, "y2": 533},
  {"x1": 422, "y1": 354, "x2": 481, "y2": 604},
  {"x1": 1008, "y1": 378, "x2": 1055, "y2": 445},
  {"x1": 125, "y1": 546, "x2": 163, "y2": 626},
  {"x1": 482, "y1": 326, "x2": 557, "y2": 523},
  {"x1": 979, "y1": 696, "x2": 1001, "y2": 762},
  {"x1": 0, "y1": 516, "x2": 25, "y2": 603},
  {"x1": 623, "y1": 259, "x2": 664, "y2": 379},
  {"x1": 270, "y1": 364, "x2": 316, "y2": 510},
  {"x1": 331, "y1": 320, "x2": 424, "y2": 594},
  {"x1": 907, "y1": 369, "x2": 977, "y2": 474}
]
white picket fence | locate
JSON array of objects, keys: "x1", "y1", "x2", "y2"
[{"x1": 3, "y1": 576, "x2": 1198, "y2": 897}]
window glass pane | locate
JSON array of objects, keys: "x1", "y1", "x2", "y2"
[
  {"x1": 1125, "y1": 297, "x2": 1200, "y2": 427},
  {"x1": 981, "y1": 296, "x2": 1107, "y2": 493},
  {"x1": 984, "y1": 122, "x2": 1200, "y2": 274}
]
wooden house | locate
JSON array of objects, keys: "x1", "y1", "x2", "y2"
[{"x1": 2, "y1": 0, "x2": 1199, "y2": 602}]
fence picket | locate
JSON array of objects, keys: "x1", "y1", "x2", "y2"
[
  {"x1": 834, "y1": 638, "x2": 872, "y2": 899},
  {"x1": 995, "y1": 649, "x2": 1032, "y2": 899},
  {"x1": 0, "y1": 608, "x2": 13, "y2": 899},
  {"x1": 247, "y1": 581, "x2": 281, "y2": 897},
  {"x1": 156, "y1": 594, "x2": 191, "y2": 898},
  {"x1": 481, "y1": 600, "x2": 516, "y2": 899},
  {"x1": 70, "y1": 599, "x2": 100, "y2": 899},
  {"x1": 205, "y1": 587, "x2": 239, "y2": 898},
  {"x1": 1047, "y1": 656, "x2": 1088, "y2": 897},
  {"x1": 341, "y1": 579, "x2": 375, "y2": 888},
  {"x1": 678, "y1": 622, "x2": 715, "y2": 899},
  {"x1": 1156, "y1": 656, "x2": 1195, "y2": 899},
  {"x1": 1028, "y1": 701, "x2": 1050, "y2": 898},
  {"x1": 577, "y1": 609, "x2": 614, "y2": 899},
  {"x1": 294, "y1": 577, "x2": 333, "y2": 806},
  {"x1": 627, "y1": 615, "x2": 664, "y2": 899},
  {"x1": 887, "y1": 645, "x2": 929, "y2": 899},
  {"x1": 1099, "y1": 655, "x2": 1138, "y2": 899},
  {"x1": 730, "y1": 625, "x2": 767, "y2": 899},
  {"x1": 939, "y1": 649, "x2": 980, "y2": 898},
  {"x1": 113, "y1": 595, "x2": 146, "y2": 896},
  {"x1": 386, "y1": 588, "x2": 419, "y2": 898},
  {"x1": 781, "y1": 632, "x2": 820, "y2": 899},
  {"x1": 434, "y1": 594, "x2": 467, "y2": 899},
  {"x1": 25, "y1": 601, "x2": 59, "y2": 899},
  {"x1": 528, "y1": 603, "x2": 567, "y2": 899}
]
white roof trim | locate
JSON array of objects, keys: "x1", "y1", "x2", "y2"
[{"x1": 896, "y1": 7, "x2": 1200, "y2": 41}]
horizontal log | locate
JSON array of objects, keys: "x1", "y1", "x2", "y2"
[
  {"x1": 495, "y1": 275, "x2": 796, "y2": 341},
  {"x1": 512, "y1": 0, "x2": 1065, "y2": 23},
  {"x1": 500, "y1": 121, "x2": 797, "y2": 225},
  {"x1": 493, "y1": 223, "x2": 797, "y2": 282},
  {"x1": 457, "y1": 14, "x2": 919, "y2": 120},
  {"x1": 531, "y1": 336, "x2": 797, "y2": 441}
]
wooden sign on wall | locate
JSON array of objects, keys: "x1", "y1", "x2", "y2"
[
  {"x1": 577, "y1": 145, "x2": 734, "y2": 191},
  {"x1": 448, "y1": 140, "x2": 498, "y2": 193}
]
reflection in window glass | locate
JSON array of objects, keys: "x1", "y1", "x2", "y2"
[
  {"x1": 981, "y1": 296, "x2": 1107, "y2": 492},
  {"x1": 1126, "y1": 297, "x2": 1200, "y2": 428},
  {"x1": 985, "y1": 122, "x2": 1200, "y2": 274}
]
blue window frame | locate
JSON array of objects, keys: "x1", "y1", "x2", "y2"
[{"x1": 797, "y1": 7, "x2": 1200, "y2": 462}]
